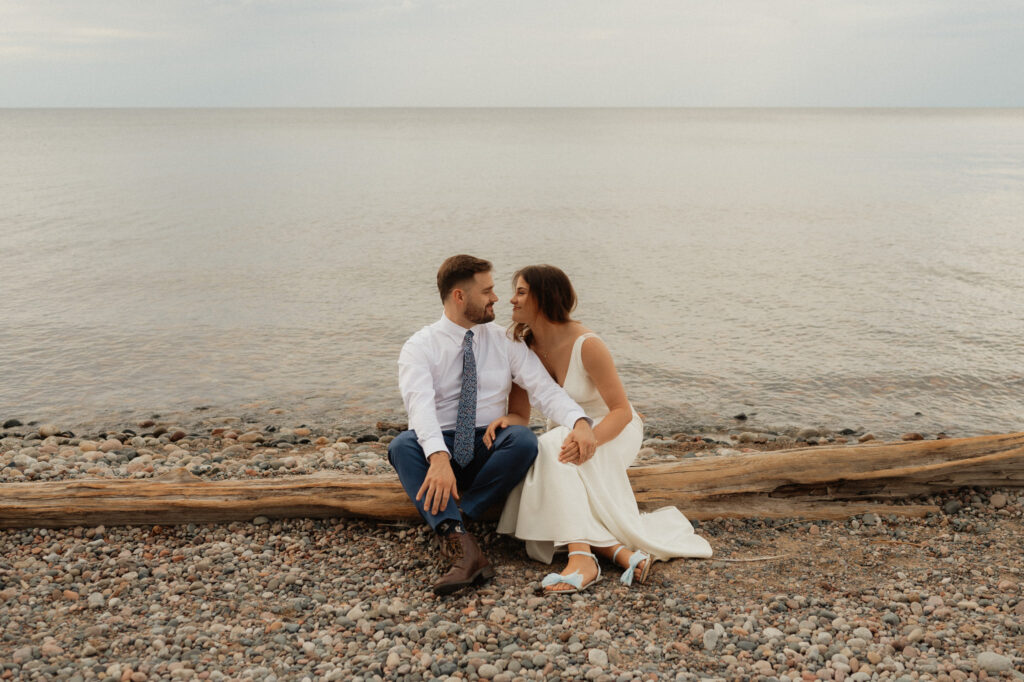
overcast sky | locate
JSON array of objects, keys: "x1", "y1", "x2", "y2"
[{"x1": 2, "y1": 0, "x2": 1022, "y2": 107}]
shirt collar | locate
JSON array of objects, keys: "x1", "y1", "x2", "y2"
[{"x1": 437, "y1": 313, "x2": 479, "y2": 342}]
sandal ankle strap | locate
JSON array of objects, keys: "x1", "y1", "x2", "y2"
[{"x1": 565, "y1": 550, "x2": 601, "y2": 581}]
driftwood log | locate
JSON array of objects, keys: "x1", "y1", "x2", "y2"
[{"x1": 1, "y1": 432, "x2": 1022, "y2": 530}]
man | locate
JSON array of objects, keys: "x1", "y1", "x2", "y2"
[{"x1": 388, "y1": 254, "x2": 597, "y2": 595}]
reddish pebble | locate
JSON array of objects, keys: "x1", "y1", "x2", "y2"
[
  {"x1": 169, "y1": 430, "x2": 186, "y2": 442},
  {"x1": 99, "y1": 439, "x2": 124, "y2": 452},
  {"x1": 40, "y1": 642, "x2": 63, "y2": 656},
  {"x1": 63, "y1": 590, "x2": 79, "y2": 601}
]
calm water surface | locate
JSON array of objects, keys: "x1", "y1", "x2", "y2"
[{"x1": 1, "y1": 108, "x2": 1022, "y2": 436}]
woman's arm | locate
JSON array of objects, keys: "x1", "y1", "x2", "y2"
[
  {"x1": 506, "y1": 382, "x2": 531, "y2": 423},
  {"x1": 578, "y1": 336, "x2": 633, "y2": 446},
  {"x1": 483, "y1": 383, "x2": 531, "y2": 448}
]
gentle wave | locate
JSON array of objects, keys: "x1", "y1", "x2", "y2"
[{"x1": 1, "y1": 108, "x2": 1023, "y2": 436}]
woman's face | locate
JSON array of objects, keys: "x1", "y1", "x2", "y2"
[{"x1": 510, "y1": 276, "x2": 538, "y2": 325}]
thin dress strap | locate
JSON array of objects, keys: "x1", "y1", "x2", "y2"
[{"x1": 570, "y1": 332, "x2": 599, "y2": 363}]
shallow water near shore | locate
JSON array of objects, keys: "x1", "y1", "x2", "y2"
[{"x1": 2, "y1": 108, "x2": 1023, "y2": 437}]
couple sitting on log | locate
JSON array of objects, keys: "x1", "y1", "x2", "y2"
[{"x1": 388, "y1": 255, "x2": 711, "y2": 596}]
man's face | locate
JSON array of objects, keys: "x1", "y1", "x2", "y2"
[{"x1": 461, "y1": 271, "x2": 498, "y2": 324}]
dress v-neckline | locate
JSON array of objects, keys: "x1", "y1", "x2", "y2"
[{"x1": 553, "y1": 332, "x2": 594, "y2": 388}]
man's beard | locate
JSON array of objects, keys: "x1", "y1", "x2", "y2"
[{"x1": 465, "y1": 301, "x2": 495, "y2": 324}]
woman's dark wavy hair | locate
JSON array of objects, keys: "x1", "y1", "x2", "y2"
[{"x1": 508, "y1": 264, "x2": 577, "y2": 345}]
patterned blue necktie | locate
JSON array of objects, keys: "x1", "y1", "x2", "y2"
[{"x1": 453, "y1": 329, "x2": 477, "y2": 467}]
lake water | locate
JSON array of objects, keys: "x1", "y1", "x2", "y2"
[{"x1": 1, "y1": 108, "x2": 1022, "y2": 437}]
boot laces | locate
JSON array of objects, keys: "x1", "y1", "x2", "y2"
[{"x1": 443, "y1": 533, "x2": 464, "y2": 561}]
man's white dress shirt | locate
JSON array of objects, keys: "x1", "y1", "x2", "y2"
[{"x1": 398, "y1": 314, "x2": 589, "y2": 459}]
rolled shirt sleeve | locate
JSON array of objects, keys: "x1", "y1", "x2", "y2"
[{"x1": 508, "y1": 341, "x2": 591, "y2": 429}]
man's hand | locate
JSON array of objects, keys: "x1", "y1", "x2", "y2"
[
  {"x1": 560, "y1": 418, "x2": 597, "y2": 465},
  {"x1": 416, "y1": 451, "x2": 459, "y2": 515}
]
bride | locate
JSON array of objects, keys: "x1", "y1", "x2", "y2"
[{"x1": 491, "y1": 265, "x2": 712, "y2": 593}]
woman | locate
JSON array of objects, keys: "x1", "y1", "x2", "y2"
[{"x1": 491, "y1": 265, "x2": 712, "y2": 593}]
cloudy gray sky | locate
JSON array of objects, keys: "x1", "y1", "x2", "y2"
[{"x1": 2, "y1": 0, "x2": 1022, "y2": 107}]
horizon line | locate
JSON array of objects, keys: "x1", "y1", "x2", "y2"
[{"x1": 3, "y1": 104, "x2": 1023, "y2": 111}]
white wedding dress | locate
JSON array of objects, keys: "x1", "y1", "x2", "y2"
[{"x1": 497, "y1": 333, "x2": 713, "y2": 564}]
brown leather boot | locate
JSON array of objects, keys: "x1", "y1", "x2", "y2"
[{"x1": 432, "y1": 530, "x2": 495, "y2": 595}]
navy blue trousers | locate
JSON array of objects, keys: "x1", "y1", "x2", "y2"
[{"x1": 387, "y1": 425, "x2": 538, "y2": 530}]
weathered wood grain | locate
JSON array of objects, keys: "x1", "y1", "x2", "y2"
[{"x1": 1, "y1": 432, "x2": 1021, "y2": 529}]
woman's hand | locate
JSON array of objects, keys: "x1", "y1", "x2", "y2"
[
  {"x1": 560, "y1": 419, "x2": 597, "y2": 465},
  {"x1": 483, "y1": 416, "x2": 511, "y2": 449},
  {"x1": 483, "y1": 411, "x2": 529, "y2": 449},
  {"x1": 558, "y1": 438, "x2": 581, "y2": 464}
]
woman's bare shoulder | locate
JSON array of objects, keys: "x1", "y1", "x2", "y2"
[{"x1": 578, "y1": 329, "x2": 613, "y2": 360}]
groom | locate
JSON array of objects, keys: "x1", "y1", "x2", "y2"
[{"x1": 388, "y1": 254, "x2": 596, "y2": 595}]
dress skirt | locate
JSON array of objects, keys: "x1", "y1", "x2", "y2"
[{"x1": 497, "y1": 412, "x2": 713, "y2": 564}]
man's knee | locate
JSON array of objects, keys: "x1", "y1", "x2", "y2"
[
  {"x1": 494, "y1": 425, "x2": 538, "y2": 461},
  {"x1": 498, "y1": 424, "x2": 536, "y2": 444},
  {"x1": 388, "y1": 430, "x2": 423, "y2": 468}
]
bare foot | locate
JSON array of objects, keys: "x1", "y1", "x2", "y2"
[
  {"x1": 544, "y1": 552, "x2": 599, "y2": 593},
  {"x1": 595, "y1": 544, "x2": 649, "y2": 582}
]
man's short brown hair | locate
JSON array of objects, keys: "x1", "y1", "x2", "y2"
[{"x1": 437, "y1": 255, "x2": 493, "y2": 302}]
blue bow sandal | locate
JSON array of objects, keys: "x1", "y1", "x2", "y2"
[
  {"x1": 540, "y1": 551, "x2": 601, "y2": 594},
  {"x1": 612, "y1": 545, "x2": 651, "y2": 586}
]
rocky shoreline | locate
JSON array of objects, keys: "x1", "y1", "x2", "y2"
[
  {"x1": 2, "y1": 414, "x2": 1022, "y2": 680},
  {"x1": 0, "y1": 410, "x2": 953, "y2": 484}
]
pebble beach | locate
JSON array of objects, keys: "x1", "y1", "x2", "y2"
[{"x1": 2, "y1": 414, "x2": 1022, "y2": 681}]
